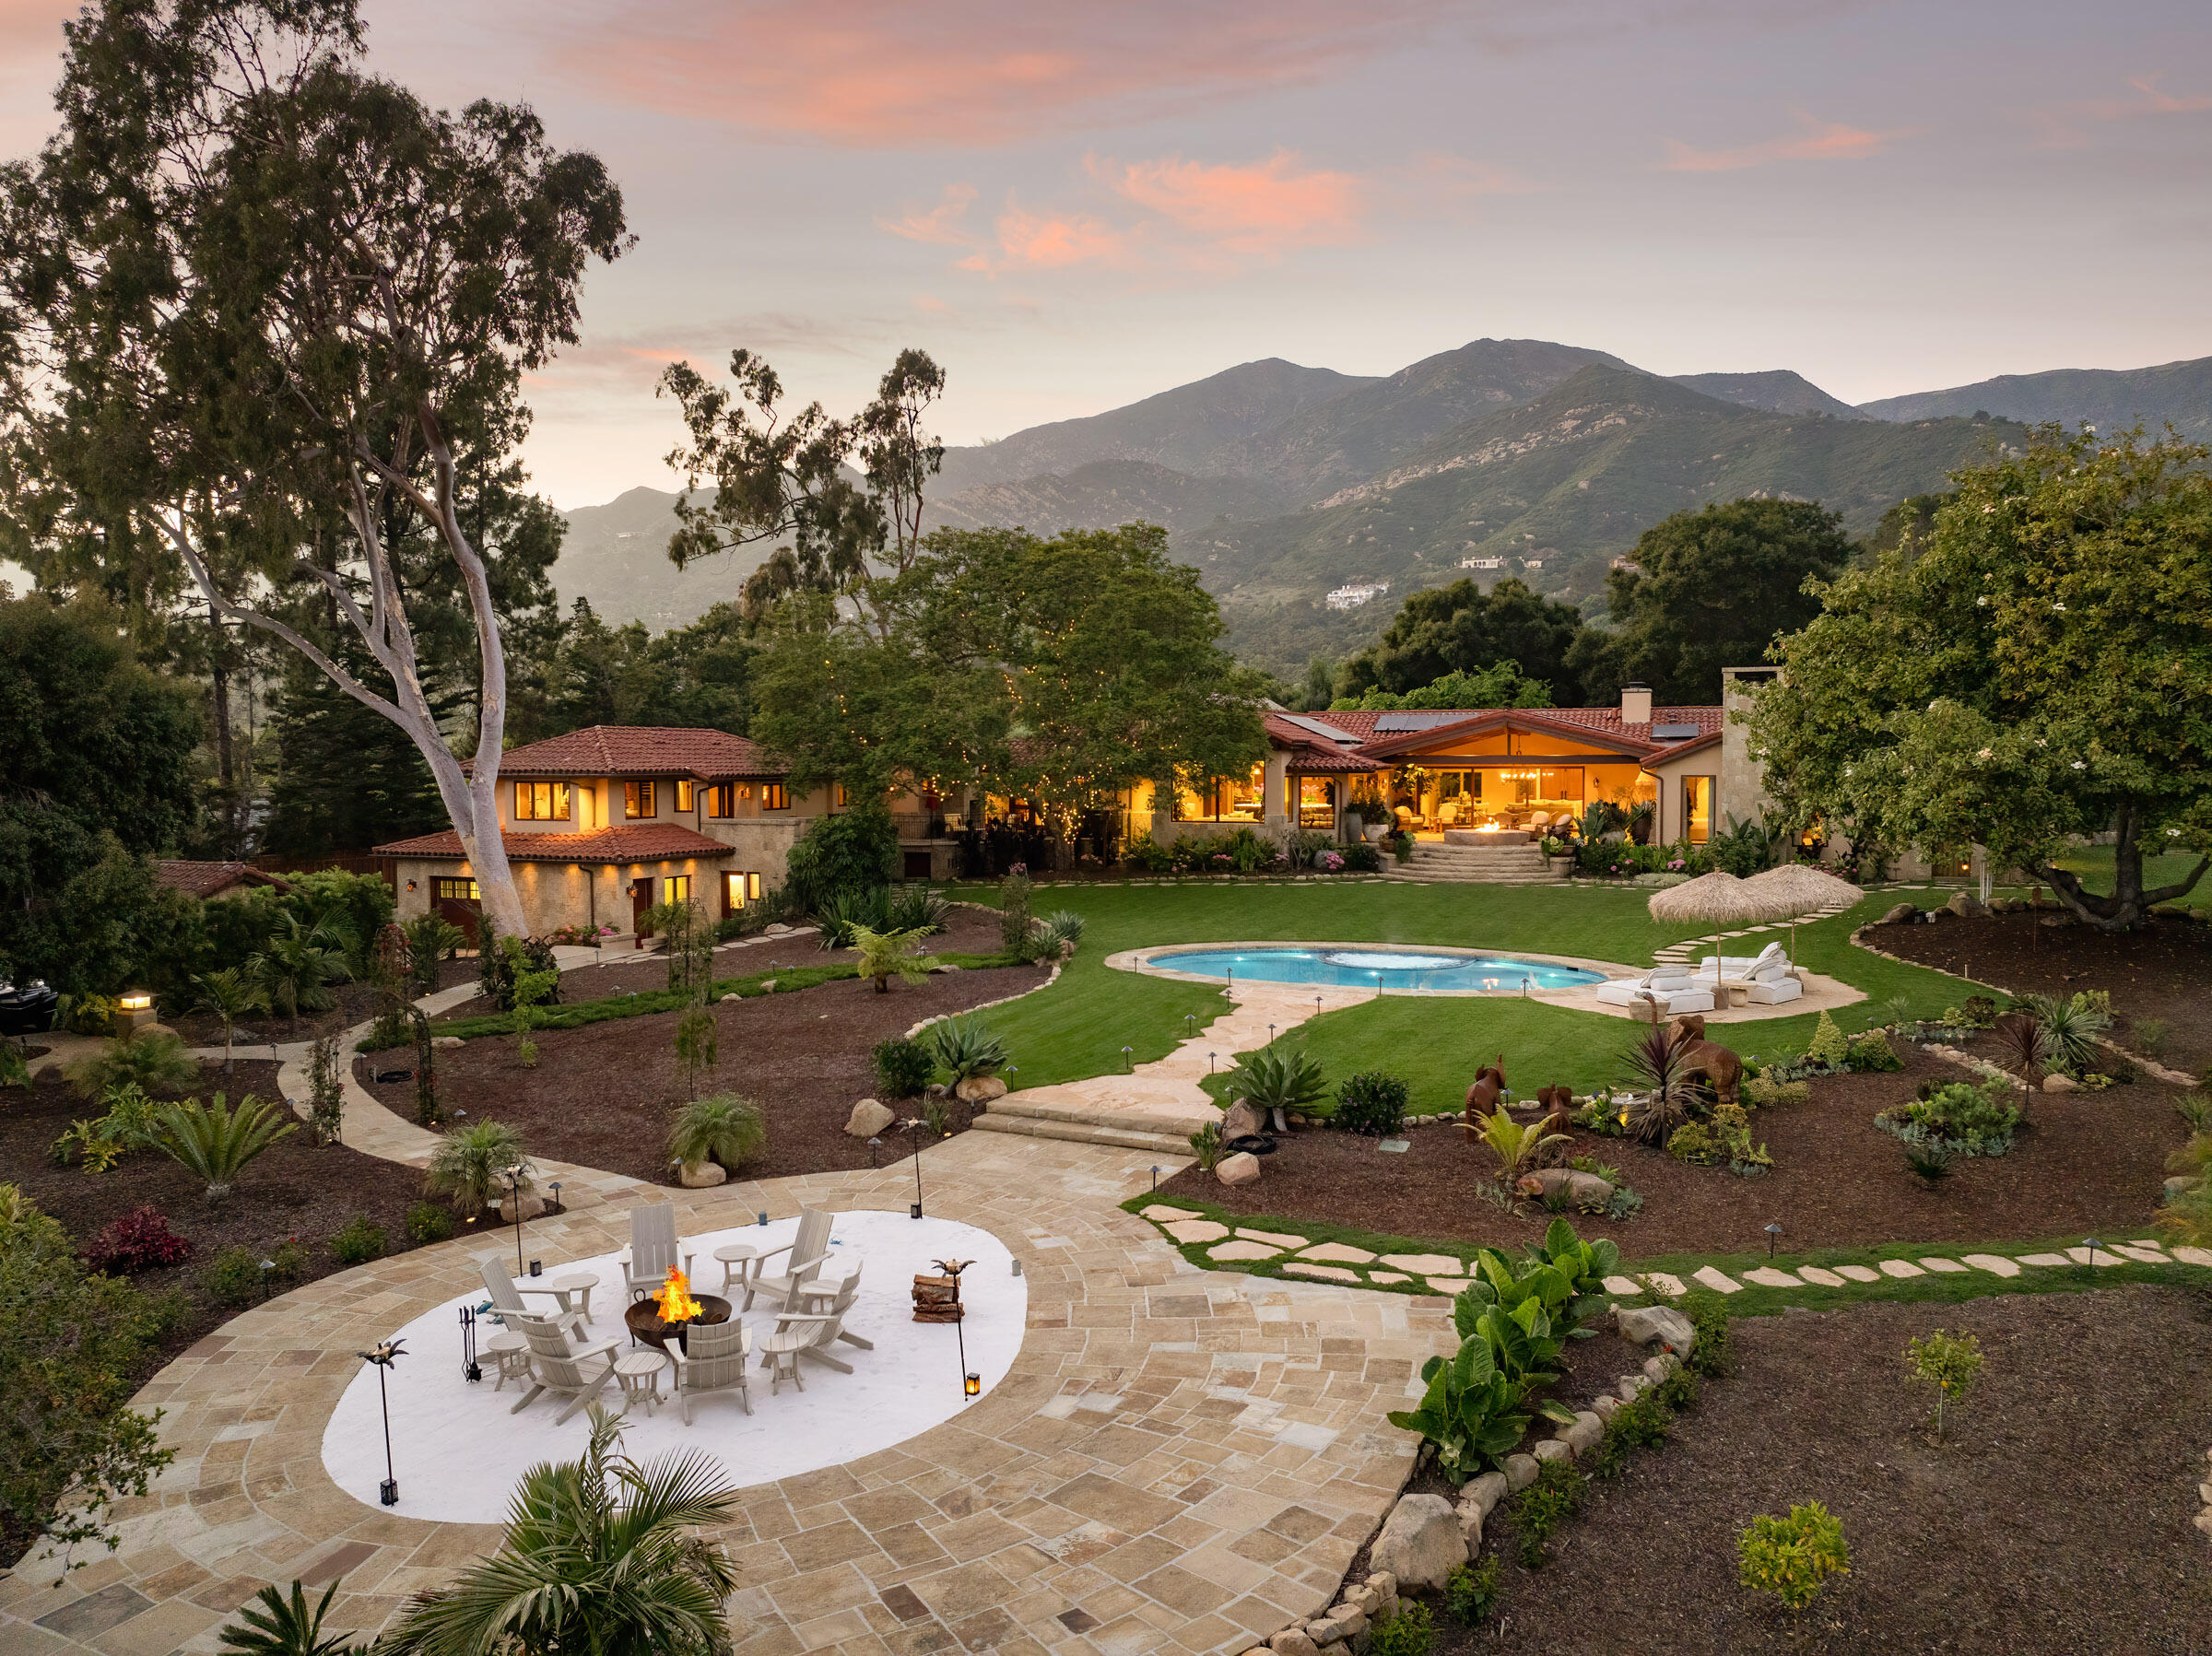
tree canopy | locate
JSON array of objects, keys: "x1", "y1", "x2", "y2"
[
  {"x1": 1748, "y1": 427, "x2": 2211, "y2": 929},
  {"x1": 1337, "y1": 577, "x2": 1585, "y2": 705},
  {"x1": 1568, "y1": 499, "x2": 1853, "y2": 705},
  {"x1": 1331, "y1": 662, "x2": 1553, "y2": 711},
  {"x1": 750, "y1": 523, "x2": 1268, "y2": 822}
]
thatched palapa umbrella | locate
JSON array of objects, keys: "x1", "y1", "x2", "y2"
[
  {"x1": 1646, "y1": 872, "x2": 1771, "y2": 968},
  {"x1": 1742, "y1": 863, "x2": 1864, "y2": 955}
]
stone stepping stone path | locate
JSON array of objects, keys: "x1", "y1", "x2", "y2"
[{"x1": 1136, "y1": 1205, "x2": 2212, "y2": 1301}]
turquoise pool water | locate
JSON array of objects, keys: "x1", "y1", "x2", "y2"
[{"x1": 1147, "y1": 945, "x2": 1606, "y2": 992}]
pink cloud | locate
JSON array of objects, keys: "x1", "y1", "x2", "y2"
[
  {"x1": 548, "y1": 1, "x2": 1453, "y2": 147},
  {"x1": 989, "y1": 205, "x2": 1127, "y2": 271},
  {"x1": 1096, "y1": 149, "x2": 1363, "y2": 257},
  {"x1": 1662, "y1": 112, "x2": 1904, "y2": 172},
  {"x1": 877, "y1": 183, "x2": 979, "y2": 247},
  {"x1": 2031, "y1": 75, "x2": 2212, "y2": 147}
]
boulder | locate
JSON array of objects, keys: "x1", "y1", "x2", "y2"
[
  {"x1": 1453, "y1": 1499, "x2": 1484, "y2": 1552},
  {"x1": 493, "y1": 1191, "x2": 547, "y2": 1221},
  {"x1": 1946, "y1": 891, "x2": 1992, "y2": 920},
  {"x1": 1460, "y1": 1470, "x2": 1508, "y2": 1519},
  {"x1": 1267, "y1": 1633, "x2": 1320, "y2": 1656},
  {"x1": 1216, "y1": 1151, "x2": 1261, "y2": 1187},
  {"x1": 1502, "y1": 1453, "x2": 1540, "y2": 1491},
  {"x1": 1561, "y1": 1410, "x2": 1605, "y2": 1454},
  {"x1": 1223, "y1": 1100, "x2": 1267, "y2": 1140},
  {"x1": 2042, "y1": 1073, "x2": 2079, "y2": 1094},
  {"x1": 1878, "y1": 902, "x2": 1919, "y2": 925},
  {"x1": 1642, "y1": 1353, "x2": 1679, "y2": 1385},
  {"x1": 1368, "y1": 1493, "x2": 1465, "y2": 1589},
  {"x1": 1616, "y1": 1374, "x2": 1650, "y2": 1403},
  {"x1": 676, "y1": 1159, "x2": 727, "y2": 1189},
  {"x1": 431, "y1": 1035, "x2": 465, "y2": 1050},
  {"x1": 1532, "y1": 1439, "x2": 1573, "y2": 1464},
  {"x1": 1592, "y1": 1393, "x2": 1620, "y2": 1421},
  {"x1": 1306, "y1": 1609, "x2": 1367, "y2": 1648},
  {"x1": 1616, "y1": 1303, "x2": 1697, "y2": 1354},
  {"x1": 846, "y1": 1098, "x2": 897, "y2": 1138},
  {"x1": 955, "y1": 1075, "x2": 1008, "y2": 1104}
]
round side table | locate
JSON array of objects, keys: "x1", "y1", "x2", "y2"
[
  {"x1": 712, "y1": 1243, "x2": 759, "y2": 1297},
  {"x1": 552, "y1": 1271, "x2": 599, "y2": 1324},
  {"x1": 484, "y1": 1331, "x2": 531, "y2": 1392},
  {"x1": 614, "y1": 1350, "x2": 667, "y2": 1417}
]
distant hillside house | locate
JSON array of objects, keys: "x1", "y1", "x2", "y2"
[
  {"x1": 1523, "y1": 557, "x2": 1545, "y2": 571},
  {"x1": 1325, "y1": 581, "x2": 1392, "y2": 610},
  {"x1": 1459, "y1": 556, "x2": 1506, "y2": 571},
  {"x1": 1609, "y1": 557, "x2": 1641, "y2": 572},
  {"x1": 373, "y1": 726, "x2": 968, "y2": 945}
]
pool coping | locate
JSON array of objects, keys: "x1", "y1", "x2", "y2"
[{"x1": 1107, "y1": 940, "x2": 1641, "y2": 1002}]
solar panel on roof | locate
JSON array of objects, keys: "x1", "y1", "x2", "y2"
[
  {"x1": 1374, "y1": 711, "x2": 1475, "y2": 733},
  {"x1": 1650, "y1": 723, "x2": 1702, "y2": 740},
  {"x1": 1277, "y1": 714, "x2": 1362, "y2": 745}
]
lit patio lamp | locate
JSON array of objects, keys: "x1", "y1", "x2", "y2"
[{"x1": 117, "y1": 990, "x2": 156, "y2": 1037}]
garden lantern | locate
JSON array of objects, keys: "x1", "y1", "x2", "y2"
[
  {"x1": 906, "y1": 1117, "x2": 926, "y2": 1217},
  {"x1": 355, "y1": 1338, "x2": 406, "y2": 1506},
  {"x1": 965, "y1": 1372, "x2": 981, "y2": 1399},
  {"x1": 116, "y1": 989, "x2": 155, "y2": 1037},
  {"x1": 1764, "y1": 1223, "x2": 1783, "y2": 1259},
  {"x1": 459, "y1": 1305, "x2": 481, "y2": 1382},
  {"x1": 867, "y1": 1135, "x2": 881, "y2": 1168}
]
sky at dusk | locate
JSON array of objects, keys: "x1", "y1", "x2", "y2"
[{"x1": 0, "y1": 0, "x2": 2206, "y2": 507}]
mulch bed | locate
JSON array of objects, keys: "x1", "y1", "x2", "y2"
[
  {"x1": 1868, "y1": 910, "x2": 2212, "y2": 1078},
  {"x1": 161, "y1": 957, "x2": 477, "y2": 1048},
  {"x1": 0, "y1": 1059, "x2": 431, "y2": 1368},
  {"x1": 1419, "y1": 1286, "x2": 2212, "y2": 1654},
  {"x1": 356, "y1": 945, "x2": 1053, "y2": 1187},
  {"x1": 1165, "y1": 1039, "x2": 2191, "y2": 1257}
]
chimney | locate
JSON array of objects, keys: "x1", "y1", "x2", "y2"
[{"x1": 1620, "y1": 683, "x2": 1653, "y2": 726}]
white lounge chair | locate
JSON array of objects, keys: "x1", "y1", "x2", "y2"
[
  {"x1": 1696, "y1": 944, "x2": 1804, "y2": 1004},
  {"x1": 667, "y1": 1316, "x2": 752, "y2": 1422},
  {"x1": 619, "y1": 1202, "x2": 697, "y2": 1302},
  {"x1": 1593, "y1": 967, "x2": 1716, "y2": 1017},
  {"x1": 479, "y1": 1256, "x2": 586, "y2": 1341},
  {"x1": 787, "y1": 1264, "x2": 873, "y2": 1370},
  {"x1": 510, "y1": 1321, "x2": 622, "y2": 1423},
  {"x1": 744, "y1": 1208, "x2": 832, "y2": 1312}
]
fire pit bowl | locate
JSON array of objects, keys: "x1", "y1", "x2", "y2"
[{"x1": 623, "y1": 1294, "x2": 733, "y2": 1353}]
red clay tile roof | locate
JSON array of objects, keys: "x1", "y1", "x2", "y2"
[
  {"x1": 372, "y1": 826, "x2": 735, "y2": 864},
  {"x1": 1262, "y1": 712, "x2": 1383, "y2": 774},
  {"x1": 475, "y1": 726, "x2": 783, "y2": 780},
  {"x1": 1292, "y1": 704, "x2": 1722, "y2": 762},
  {"x1": 153, "y1": 861, "x2": 289, "y2": 898}
]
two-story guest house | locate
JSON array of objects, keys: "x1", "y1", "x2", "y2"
[{"x1": 375, "y1": 726, "x2": 964, "y2": 944}]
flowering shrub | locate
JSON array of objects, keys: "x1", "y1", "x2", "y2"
[
  {"x1": 543, "y1": 922, "x2": 617, "y2": 947},
  {"x1": 80, "y1": 1206, "x2": 192, "y2": 1274},
  {"x1": 1666, "y1": 858, "x2": 1686, "y2": 872},
  {"x1": 1315, "y1": 850, "x2": 1345, "y2": 872}
]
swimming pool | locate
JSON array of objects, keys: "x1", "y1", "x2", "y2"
[{"x1": 1144, "y1": 945, "x2": 1607, "y2": 993}]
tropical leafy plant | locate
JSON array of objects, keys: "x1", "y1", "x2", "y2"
[
  {"x1": 886, "y1": 885, "x2": 948, "y2": 934},
  {"x1": 424, "y1": 1120, "x2": 531, "y2": 1217},
  {"x1": 66, "y1": 1031, "x2": 198, "y2": 1101},
  {"x1": 1990, "y1": 1009, "x2": 2053, "y2": 1082},
  {"x1": 2013, "y1": 991, "x2": 2112, "y2": 1073},
  {"x1": 1619, "y1": 1025, "x2": 1700, "y2": 1146},
  {"x1": 1738, "y1": 1501, "x2": 1850, "y2": 1612},
  {"x1": 1230, "y1": 1045, "x2": 1328, "y2": 1124},
  {"x1": 849, "y1": 924, "x2": 938, "y2": 992},
  {"x1": 1477, "y1": 1106, "x2": 1570, "y2": 1181},
  {"x1": 378, "y1": 1406, "x2": 741, "y2": 1656},
  {"x1": 216, "y1": 1578, "x2": 363, "y2": 1656},
  {"x1": 154, "y1": 1094, "x2": 296, "y2": 1199},
  {"x1": 80, "y1": 1205, "x2": 193, "y2": 1274},
  {"x1": 1187, "y1": 1121, "x2": 1223, "y2": 1172},
  {"x1": 1517, "y1": 1216, "x2": 1622, "y2": 1334},
  {"x1": 666, "y1": 1093, "x2": 766, "y2": 1172},
  {"x1": 192, "y1": 969, "x2": 265, "y2": 1074},
  {"x1": 401, "y1": 913, "x2": 467, "y2": 998},
  {"x1": 249, "y1": 911, "x2": 354, "y2": 1020},
  {"x1": 927, "y1": 1017, "x2": 1006, "y2": 1086},
  {"x1": 1385, "y1": 1331, "x2": 1531, "y2": 1481}
]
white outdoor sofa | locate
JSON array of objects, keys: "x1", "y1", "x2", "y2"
[
  {"x1": 1692, "y1": 943, "x2": 1805, "y2": 1004},
  {"x1": 1593, "y1": 967, "x2": 1715, "y2": 1017}
]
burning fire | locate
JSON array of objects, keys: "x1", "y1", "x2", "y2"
[{"x1": 653, "y1": 1266, "x2": 703, "y2": 1324}]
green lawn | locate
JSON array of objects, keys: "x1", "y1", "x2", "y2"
[{"x1": 963, "y1": 879, "x2": 1983, "y2": 1107}]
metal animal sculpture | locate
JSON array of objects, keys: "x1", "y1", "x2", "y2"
[{"x1": 1667, "y1": 1015, "x2": 1743, "y2": 1108}]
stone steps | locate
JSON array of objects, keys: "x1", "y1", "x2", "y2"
[
  {"x1": 970, "y1": 1110, "x2": 1194, "y2": 1156},
  {"x1": 1382, "y1": 843, "x2": 1563, "y2": 885}
]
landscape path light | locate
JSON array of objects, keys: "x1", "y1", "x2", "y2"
[
  {"x1": 1122, "y1": 1045, "x2": 1133, "y2": 1073},
  {"x1": 506, "y1": 1166, "x2": 529, "y2": 1276},
  {"x1": 355, "y1": 1339, "x2": 406, "y2": 1506},
  {"x1": 867, "y1": 1135, "x2": 881, "y2": 1168},
  {"x1": 905, "y1": 1117, "x2": 926, "y2": 1217},
  {"x1": 1764, "y1": 1223, "x2": 1783, "y2": 1259}
]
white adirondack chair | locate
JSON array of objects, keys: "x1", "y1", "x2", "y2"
[
  {"x1": 743, "y1": 1208, "x2": 832, "y2": 1312},
  {"x1": 790, "y1": 1263, "x2": 873, "y2": 1366},
  {"x1": 620, "y1": 1202, "x2": 697, "y2": 1301},
  {"x1": 667, "y1": 1317, "x2": 753, "y2": 1422},
  {"x1": 756, "y1": 1310, "x2": 847, "y2": 1394},
  {"x1": 479, "y1": 1256, "x2": 585, "y2": 1341},
  {"x1": 510, "y1": 1321, "x2": 622, "y2": 1423}
]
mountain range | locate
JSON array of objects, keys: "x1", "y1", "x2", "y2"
[{"x1": 549, "y1": 340, "x2": 2212, "y2": 673}]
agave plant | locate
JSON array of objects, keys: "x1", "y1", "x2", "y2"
[
  {"x1": 424, "y1": 1119, "x2": 532, "y2": 1217},
  {"x1": 379, "y1": 1406, "x2": 740, "y2": 1656},
  {"x1": 215, "y1": 1578, "x2": 361, "y2": 1656},
  {"x1": 1476, "y1": 1106, "x2": 1571, "y2": 1182},
  {"x1": 1385, "y1": 1334, "x2": 1531, "y2": 1482},
  {"x1": 886, "y1": 885, "x2": 948, "y2": 934},
  {"x1": 2013, "y1": 992, "x2": 2111, "y2": 1074},
  {"x1": 1037, "y1": 910, "x2": 1086, "y2": 957},
  {"x1": 666, "y1": 1093, "x2": 766, "y2": 1172},
  {"x1": 1620, "y1": 1024, "x2": 1700, "y2": 1146},
  {"x1": 1230, "y1": 1045, "x2": 1328, "y2": 1130},
  {"x1": 154, "y1": 1093, "x2": 296, "y2": 1200},
  {"x1": 927, "y1": 1017, "x2": 1007, "y2": 1086},
  {"x1": 849, "y1": 925, "x2": 938, "y2": 992},
  {"x1": 815, "y1": 887, "x2": 892, "y2": 950}
]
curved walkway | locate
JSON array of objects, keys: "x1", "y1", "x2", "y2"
[{"x1": 3, "y1": 959, "x2": 1456, "y2": 1656}]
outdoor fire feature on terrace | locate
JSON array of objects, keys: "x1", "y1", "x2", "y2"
[{"x1": 623, "y1": 1266, "x2": 730, "y2": 1352}]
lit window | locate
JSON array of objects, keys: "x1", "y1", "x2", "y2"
[
  {"x1": 676, "y1": 779, "x2": 694, "y2": 812},
  {"x1": 1174, "y1": 763, "x2": 1265, "y2": 822},
  {"x1": 512, "y1": 781, "x2": 571, "y2": 821},
  {"x1": 762, "y1": 781, "x2": 791, "y2": 811},
  {"x1": 432, "y1": 877, "x2": 479, "y2": 901},
  {"x1": 665, "y1": 875, "x2": 691, "y2": 905},
  {"x1": 625, "y1": 781, "x2": 657, "y2": 819},
  {"x1": 834, "y1": 782, "x2": 850, "y2": 809}
]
